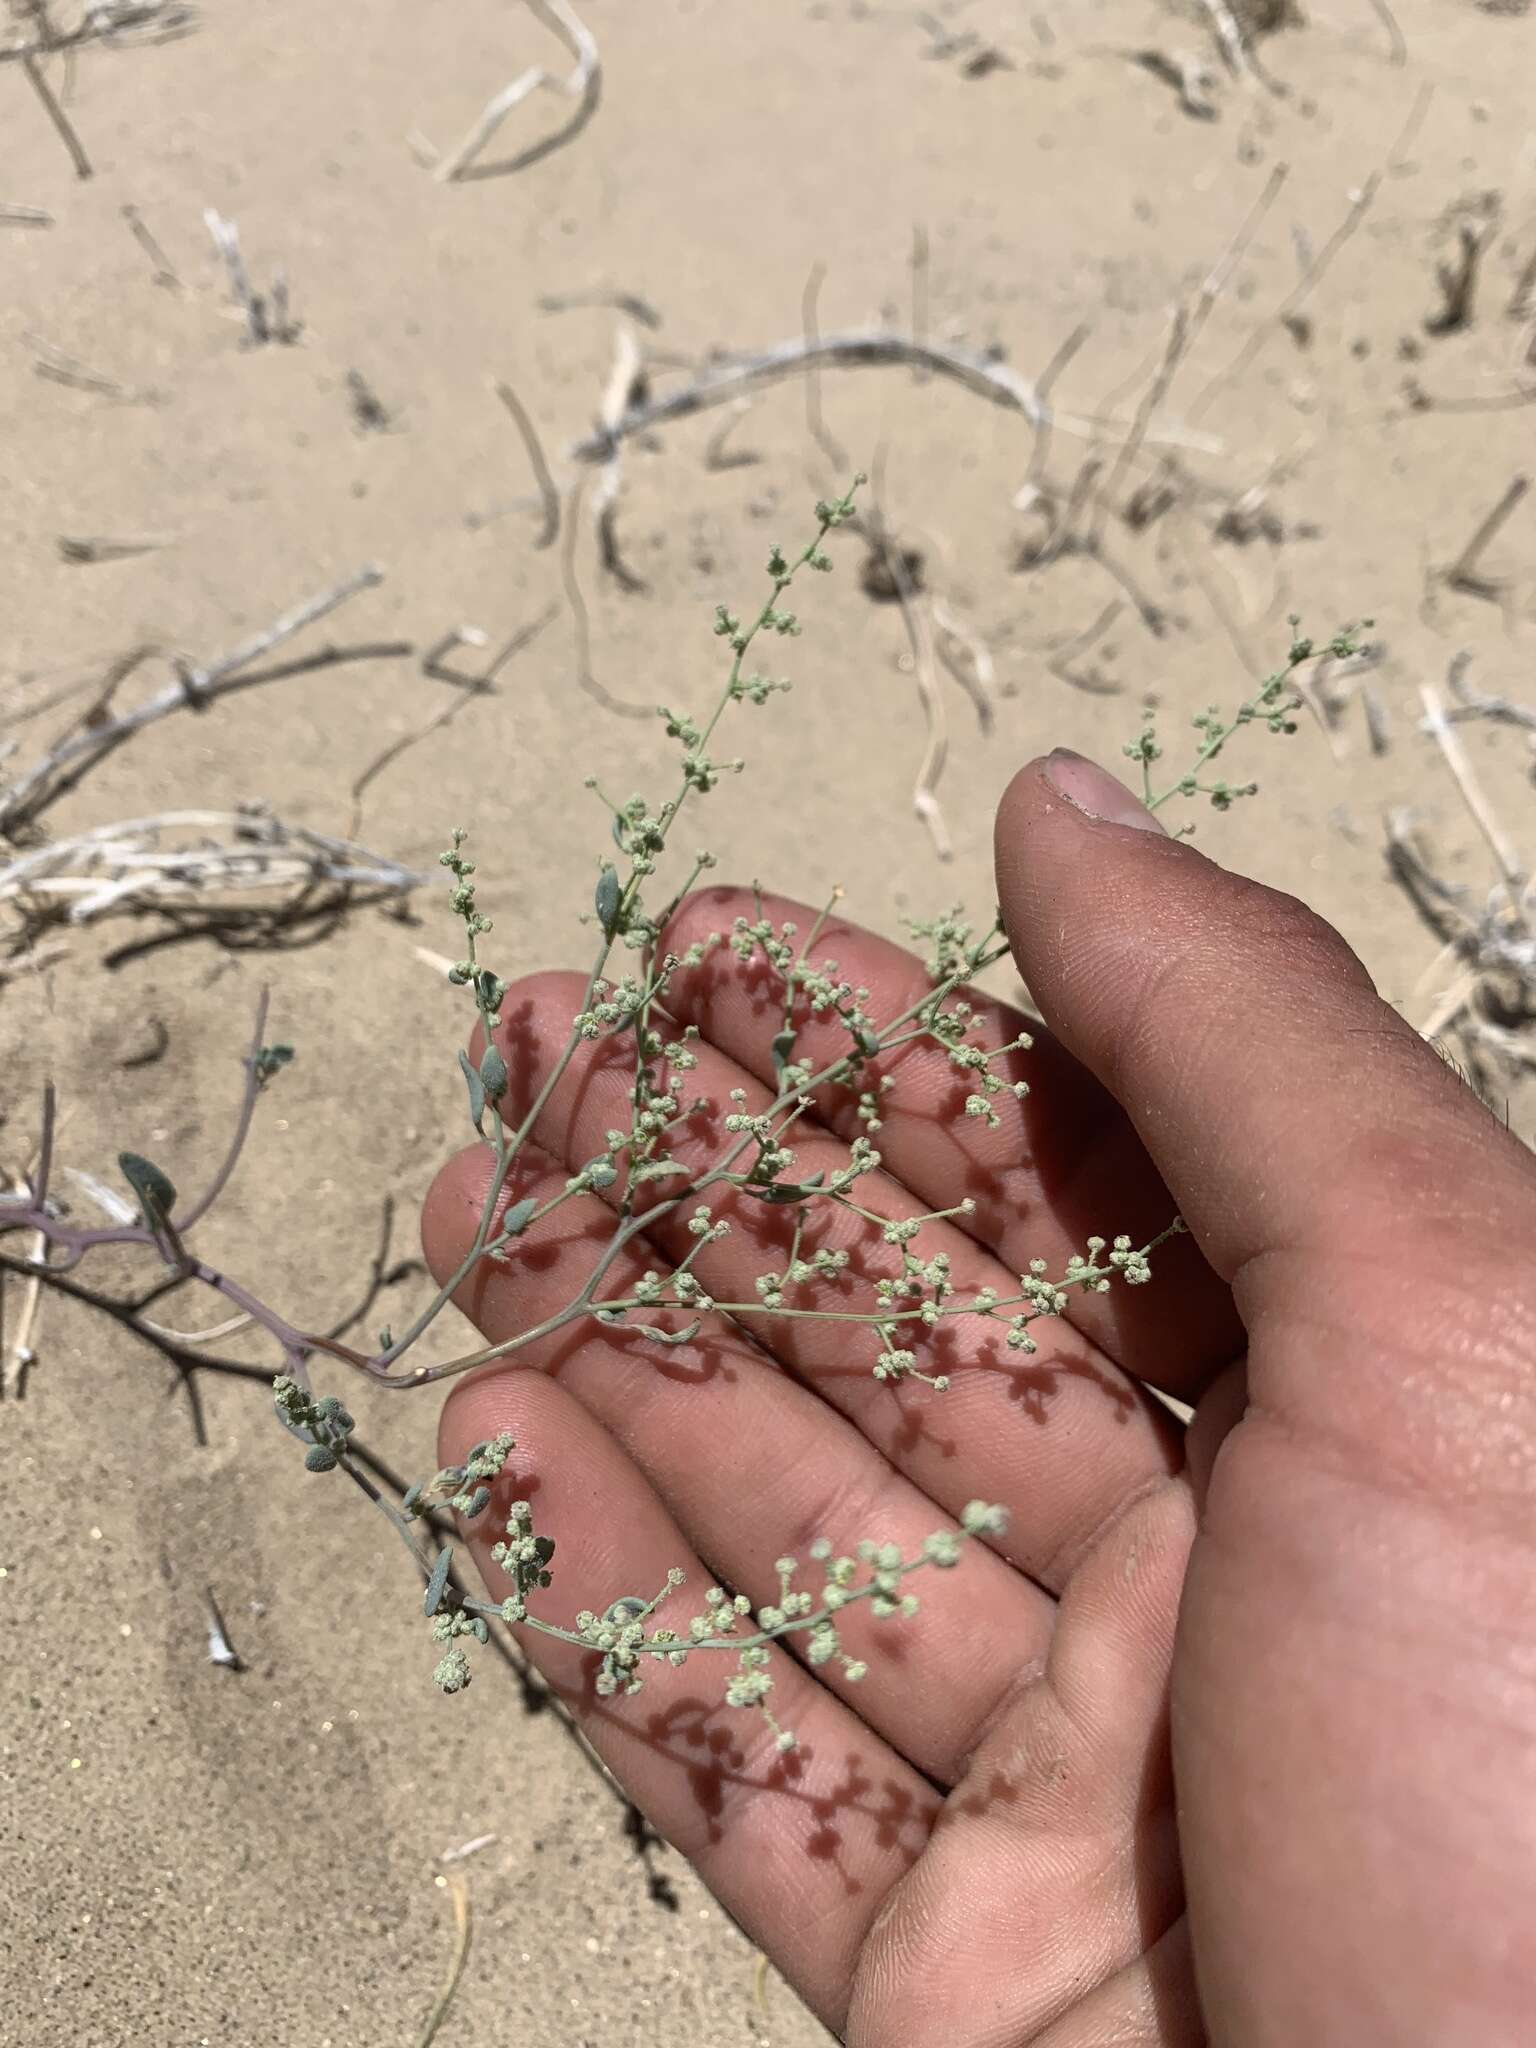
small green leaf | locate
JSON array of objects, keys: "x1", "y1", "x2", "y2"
[
  {"x1": 479, "y1": 1045, "x2": 509, "y2": 1101},
  {"x1": 304, "y1": 1445, "x2": 338, "y2": 1473},
  {"x1": 119, "y1": 1151, "x2": 177, "y2": 1221},
  {"x1": 770, "y1": 1028, "x2": 798, "y2": 1077},
  {"x1": 424, "y1": 1547, "x2": 453, "y2": 1617},
  {"x1": 458, "y1": 1048, "x2": 486, "y2": 1129},
  {"x1": 254, "y1": 1043, "x2": 294, "y2": 1084},
  {"x1": 595, "y1": 864, "x2": 623, "y2": 939},
  {"x1": 501, "y1": 1197, "x2": 537, "y2": 1239}
]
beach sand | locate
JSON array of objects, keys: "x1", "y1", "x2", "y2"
[{"x1": 4, "y1": 3, "x2": 1533, "y2": 2040}]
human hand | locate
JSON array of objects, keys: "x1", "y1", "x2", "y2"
[{"x1": 422, "y1": 748, "x2": 1536, "y2": 2045}]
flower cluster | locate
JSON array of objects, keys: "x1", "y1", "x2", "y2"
[{"x1": 258, "y1": 493, "x2": 1348, "y2": 1731}]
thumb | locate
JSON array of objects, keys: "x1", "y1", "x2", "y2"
[{"x1": 995, "y1": 748, "x2": 1536, "y2": 1460}]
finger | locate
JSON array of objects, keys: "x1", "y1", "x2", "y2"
[
  {"x1": 847, "y1": 1477, "x2": 1195, "y2": 2047},
  {"x1": 438, "y1": 1366, "x2": 936, "y2": 2034},
  {"x1": 657, "y1": 885, "x2": 1242, "y2": 1393},
  {"x1": 478, "y1": 975, "x2": 1183, "y2": 1594},
  {"x1": 423, "y1": 1138, "x2": 1058, "y2": 1784},
  {"x1": 996, "y1": 750, "x2": 1536, "y2": 1432}
]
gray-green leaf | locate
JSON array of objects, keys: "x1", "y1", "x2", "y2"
[
  {"x1": 424, "y1": 1547, "x2": 453, "y2": 1617},
  {"x1": 595, "y1": 864, "x2": 622, "y2": 938},
  {"x1": 119, "y1": 1151, "x2": 177, "y2": 1221}
]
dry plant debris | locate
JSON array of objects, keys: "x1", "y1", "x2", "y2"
[{"x1": 415, "y1": 0, "x2": 599, "y2": 184}]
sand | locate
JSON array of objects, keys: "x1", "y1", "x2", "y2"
[{"x1": 3, "y1": 1, "x2": 1534, "y2": 2041}]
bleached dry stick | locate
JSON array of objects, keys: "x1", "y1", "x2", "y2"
[
  {"x1": 122, "y1": 201, "x2": 181, "y2": 288},
  {"x1": 1088, "y1": 164, "x2": 1287, "y2": 543},
  {"x1": 0, "y1": 202, "x2": 52, "y2": 226},
  {"x1": 556, "y1": 472, "x2": 650, "y2": 721},
  {"x1": 349, "y1": 607, "x2": 556, "y2": 835},
  {"x1": 568, "y1": 332, "x2": 1218, "y2": 468},
  {"x1": 0, "y1": 1171, "x2": 45, "y2": 1399},
  {"x1": 1445, "y1": 661, "x2": 1536, "y2": 738},
  {"x1": 19, "y1": 49, "x2": 91, "y2": 178},
  {"x1": 702, "y1": 397, "x2": 759, "y2": 472},
  {"x1": 801, "y1": 263, "x2": 850, "y2": 474},
  {"x1": 1, "y1": 2, "x2": 196, "y2": 58},
  {"x1": 204, "y1": 209, "x2": 299, "y2": 345},
  {"x1": 894, "y1": 564, "x2": 952, "y2": 863},
  {"x1": 1, "y1": 809, "x2": 424, "y2": 926},
  {"x1": 1191, "y1": 85, "x2": 1432, "y2": 422},
  {"x1": 592, "y1": 324, "x2": 647, "y2": 591},
  {"x1": 29, "y1": 331, "x2": 146, "y2": 400},
  {"x1": 538, "y1": 287, "x2": 661, "y2": 328},
  {"x1": 1418, "y1": 684, "x2": 1525, "y2": 888},
  {"x1": 1124, "y1": 46, "x2": 1220, "y2": 122},
  {"x1": 0, "y1": 565, "x2": 388, "y2": 834},
  {"x1": 1442, "y1": 474, "x2": 1529, "y2": 604},
  {"x1": 1015, "y1": 321, "x2": 1091, "y2": 510},
  {"x1": 1199, "y1": 0, "x2": 1255, "y2": 77},
  {"x1": 426, "y1": 0, "x2": 599, "y2": 184},
  {"x1": 1386, "y1": 810, "x2": 1536, "y2": 1053},
  {"x1": 930, "y1": 597, "x2": 996, "y2": 730},
  {"x1": 1365, "y1": 0, "x2": 1408, "y2": 67},
  {"x1": 866, "y1": 475, "x2": 952, "y2": 862},
  {"x1": 493, "y1": 380, "x2": 560, "y2": 549}
]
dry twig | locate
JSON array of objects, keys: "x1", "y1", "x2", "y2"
[
  {"x1": 1385, "y1": 666, "x2": 1536, "y2": 1079},
  {"x1": 204, "y1": 209, "x2": 301, "y2": 346},
  {"x1": 58, "y1": 533, "x2": 168, "y2": 564},
  {"x1": 538, "y1": 286, "x2": 660, "y2": 329},
  {"x1": 568, "y1": 330, "x2": 1219, "y2": 473},
  {"x1": 1, "y1": 807, "x2": 424, "y2": 941},
  {"x1": 0, "y1": 565, "x2": 392, "y2": 836},
  {"x1": 557, "y1": 473, "x2": 650, "y2": 720},
  {"x1": 702, "y1": 397, "x2": 759, "y2": 472},
  {"x1": 493, "y1": 380, "x2": 560, "y2": 549},
  {"x1": 801, "y1": 263, "x2": 849, "y2": 473},
  {"x1": 1425, "y1": 197, "x2": 1501, "y2": 336},
  {"x1": 422, "y1": 0, "x2": 599, "y2": 184},
  {"x1": 1418, "y1": 683, "x2": 1524, "y2": 887},
  {"x1": 1435, "y1": 474, "x2": 1529, "y2": 608},
  {"x1": 416, "y1": 1873, "x2": 472, "y2": 2048},
  {"x1": 122, "y1": 201, "x2": 181, "y2": 288},
  {"x1": 29, "y1": 331, "x2": 151, "y2": 401},
  {"x1": 591, "y1": 325, "x2": 647, "y2": 591},
  {"x1": 1365, "y1": 0, "x2": 1408, "y2": 66},
  {"x1": 18, "y1": 49, "x2": 90, "y2": 177},
  {"x1": 349, "y1": 607, "x2": 556, "y2": 834},
  {"x1": 1191, "y1": 86, "x2": 1433, "y2": 420},
  {"x1": 1124, "y1": 46, "x2": 1220, "y2": 120}
]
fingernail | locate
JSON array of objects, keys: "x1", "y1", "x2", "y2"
[{"x1": 1043, "y1": 749, "x2": 1166, "y2": 834}]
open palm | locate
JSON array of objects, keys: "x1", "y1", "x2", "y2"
[{"x1": 422, "y1": 752, "x2": 1536, "y2": 2045}]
